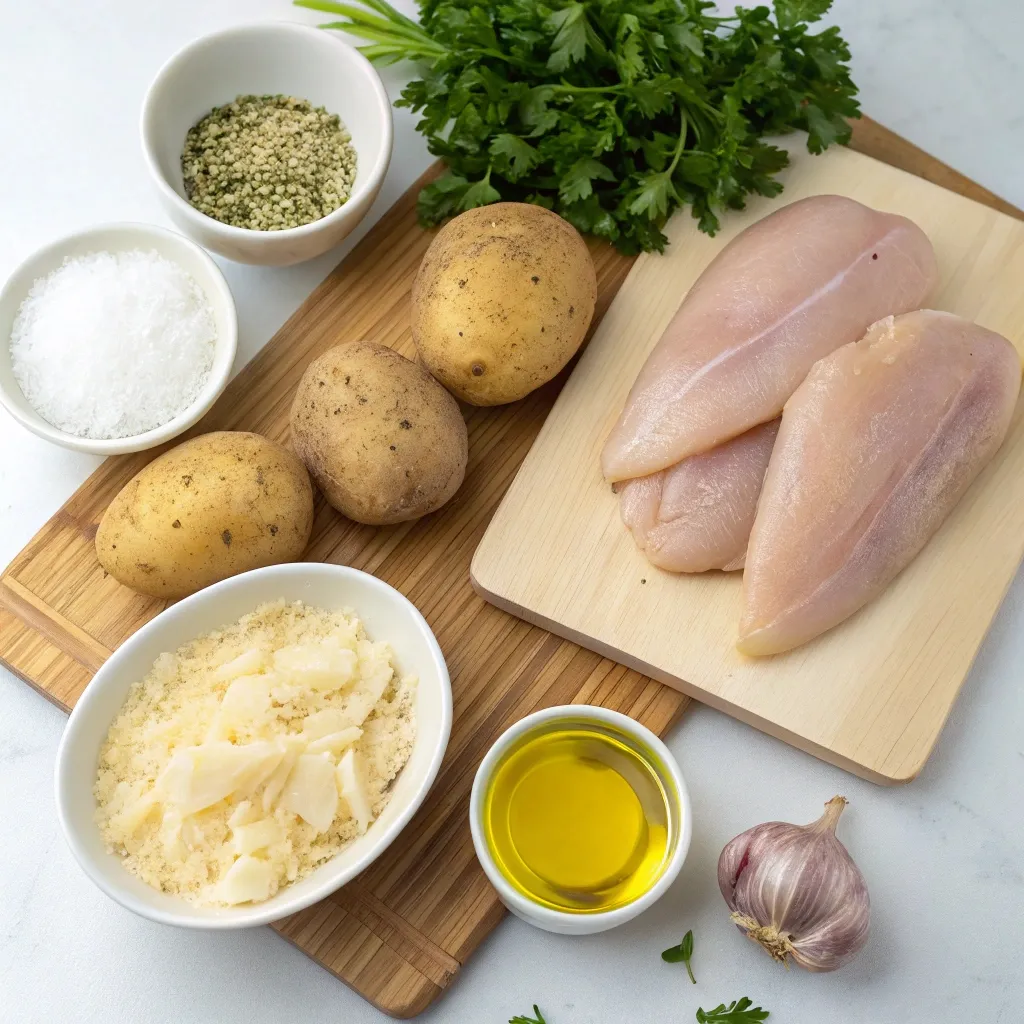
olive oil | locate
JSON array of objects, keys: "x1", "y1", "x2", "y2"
[{"x1": 482, "y1": 721, "x2": 675, "y2": 913}]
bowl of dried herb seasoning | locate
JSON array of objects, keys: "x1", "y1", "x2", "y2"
[{"x1": 141, "y1": 22, "x2": 393, "y2": 266}]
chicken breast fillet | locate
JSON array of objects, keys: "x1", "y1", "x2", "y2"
[
  {"x1": 738, "y1": 310, "x2": 1022, "y2": 657},
  {"x1": 620, "y1": 420, "x2": 779, "y2": 573},
  {"x1": 602, "y1": 195, "x2": 937, "y2": 482}
]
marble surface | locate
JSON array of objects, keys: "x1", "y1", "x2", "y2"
[{"x1": 1, "y1": 1, "x2": 1022, "y2": 1021}]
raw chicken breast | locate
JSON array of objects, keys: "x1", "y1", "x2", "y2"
[
  {"x1": 601, "y1": 195, "x2": 937, "y2": 482},
  {"x1": 738, "y1": 310, "x2": 1022, "y2": 657},
  {"x1": 620, "y1": 420, "x2": 779, "y2": 572}
]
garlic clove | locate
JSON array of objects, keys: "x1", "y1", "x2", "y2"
[{"x1": 718, "y1": 796, "x2": 870, "y2": 972}]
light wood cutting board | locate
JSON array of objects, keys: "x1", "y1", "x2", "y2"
[
  {"x1": 472, "y1": 137, "x2": 1024, "y2": 786},
  {"x1": 0, "y1": 120, "x2": 1016, "y2": 1016}
]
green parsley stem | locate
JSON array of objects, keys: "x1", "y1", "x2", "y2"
[
  {"x1": 296, "y1": 0, "x2": 430, "y2": 41},
  {"x1": 546, "y1": 83, "x2": 629, "y2": 95},
  {"x1": 316, "y1": 21, "x2": 447, "y2": 56},
  {"x1": 666, "y1": 111, "x2": 689, "y2": 177}
]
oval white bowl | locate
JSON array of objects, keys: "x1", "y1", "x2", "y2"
[
  {"x1": 141, "y1": 22, "x2": 393, "y2": 266},
  {"x1": 0, "y1": 221, "x2": 237, "y2": 455},
  {"x1": 470, "y1": 705, "x2": 692, "y2": 935},
  {"x1": 55, "y1": 562, "x2": 452, "y2": 929}
]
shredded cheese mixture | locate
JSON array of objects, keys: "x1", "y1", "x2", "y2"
[{"x1": 94, "y1": 601, "x2": 416, "y2": 906}]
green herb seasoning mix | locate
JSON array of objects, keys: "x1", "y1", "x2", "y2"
[{"x1": 181, "y1": 95, "x2": 357, "y2": 231}]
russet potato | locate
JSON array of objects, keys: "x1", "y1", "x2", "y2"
[
  {"x1": 411, "y1": 203, "x2": 597, "y2": 405},
  {"x1": 290, "y1": 341, "x2": 468, "y2": 525},
  {"x1": 95, "y1": 431, "x2": 314, "y2": 599}
]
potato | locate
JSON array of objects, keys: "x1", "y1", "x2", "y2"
[
  {"x1": 96, "y1": 431, "x2": 313, "y2": 599},
  {"x1": 411, "y1": 202, "x2": 597, "y2": 406},
  {"x1": 290, "y1": 341, "x2": 468, "y2": 525}
]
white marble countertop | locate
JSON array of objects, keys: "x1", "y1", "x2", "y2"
[{"x1": 2, "y1": 1, "x2": 1022, "y2": 1021}]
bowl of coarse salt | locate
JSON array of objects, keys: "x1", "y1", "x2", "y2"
[{"x1": 0, "y1": 222, "x2": 237, "y2": 455}]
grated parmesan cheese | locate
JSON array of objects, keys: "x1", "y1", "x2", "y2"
[{"x1": 94, "y1": 601, "x2": 416, "y2": 906}]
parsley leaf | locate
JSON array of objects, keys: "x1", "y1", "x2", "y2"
[
  {"x1": 616, "y1": 15, "x2": 645, "y2": 83},
  {"x1": 490, "y1": 134, "x2": 541, "y2": 179},
  {"x1": 560, "y1": 157, "x2": 617, "y2": 202},
  {"x1": 305, "y1": 0, "x2": 860, "y2": 253},
  {"x1": 417, "y1": 166, "x2": 500, "y2": 218},
  {"x1": 774, "y1": 0, "x2": 832, "y2": 30},
  {"x1": 696, "y1": 997, "x2": 770, "y2": 1023},
  {"x1": 509, "y1": 1006, "x2": 547, "y2": 1024},
  {"x1": 661, "y1": 927, "x2": 696, "y2": 983},
  {"x1": 804, "y1": 103, "x2": 849, "y2": 153},
  {"x1": 546, "y1": 3, "x2": 588, "y2": 72},
  {"x1": 459, "y1": 177, "x2": 502, "y2": 210},
  {"x1": 628, "y1": 171, "x2": 679, "y2": 221}
]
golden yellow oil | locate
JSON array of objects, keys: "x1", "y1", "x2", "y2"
[{"x1": 482, "y1": 721, "x2": 675, "y2": 913}]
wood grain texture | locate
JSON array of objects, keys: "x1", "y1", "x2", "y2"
[
  {"x1": 473, "y1": 135, "x2": 1024, "y2": 786},
  {"x1": 848, "y1": 118, "x2": 1023, "y2": 219},
  {"x1": 0, "y1": 118, "x2": 1006, "y2": 1016}
]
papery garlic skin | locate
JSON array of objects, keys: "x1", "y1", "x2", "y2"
[{"x1": 717, "y1": 796, "x2": 870, "y2": 972}]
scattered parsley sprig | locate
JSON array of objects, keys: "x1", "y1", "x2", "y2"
[
  {"x1": 662, "y1": 927, "x2": 697, "y2": 983},
  {"x1": 696, "y1": 997, "x2": 770, "y2": 1022},
  {"x1": 505, "y1": 992, "x2": 771, "y2": 1022},
  {"x1": 298, "y1": 0, "x2": 859, "y2": 253},
  {"x1": 509, "y1": 1006, "x2": 548, "y2": 1024}
]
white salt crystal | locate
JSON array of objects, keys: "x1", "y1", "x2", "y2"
[{"x1": 9, "y1": 249, "x2": 217, "y2": 439}]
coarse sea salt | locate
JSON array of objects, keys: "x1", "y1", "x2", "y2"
[{"x1": 9, "y1": 249, "x2": 217, "y2": 439}]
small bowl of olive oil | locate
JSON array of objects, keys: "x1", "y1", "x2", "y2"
[{"x1": 470, "y1": 705, "x2": 691, "y2": 934}]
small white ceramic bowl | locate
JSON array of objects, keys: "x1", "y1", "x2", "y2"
[
  {"x1": 141, "y1": 22, "x2": 393, "y2": 266},
  {"x1": 470, "y1": 705, "x2": 691, "y2": 935},
  {"x1": 0, "y1": 222, "x2": 237, "y2": 455},
  {"x1": 55, "y1": 562, "x2": 452, "y2": 929}
]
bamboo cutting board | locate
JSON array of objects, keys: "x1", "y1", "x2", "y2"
[
  {"x1": 473, "y1": 136, "x2": 1024, "y2": 787},
  {"x1": 0, "y1": 120, "x2": 1015, "y2": 1017}
]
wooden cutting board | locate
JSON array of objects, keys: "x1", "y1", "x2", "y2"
[
  {"x1": 473, "y1": 135, "x2": 1024, "y2": 787},
  {"x1": 0, "y1": 119, "x2": 1015, "y2": 1017}
]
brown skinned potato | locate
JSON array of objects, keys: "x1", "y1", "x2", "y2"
[
  {"x1": 95, "y1": 431, "x2": 313, "y2": 599},
  {"x1": 411, "y1": 203, "x2": 597, "y2": 405},
  {"x1": 290, "y1": 341, "x2": 468, "y2": 525}
]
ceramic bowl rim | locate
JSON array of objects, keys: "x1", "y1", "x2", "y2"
[
  {"x1": 469, "y1": 704, "x2": 692, "y2": 933},
  {"x1": 139, "y1": 20, "x2": 394, "y2": 245}
]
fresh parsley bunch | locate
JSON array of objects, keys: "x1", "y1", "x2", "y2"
[{"x1": 298, "y1": 0, "x2": 859, "y2": 253}]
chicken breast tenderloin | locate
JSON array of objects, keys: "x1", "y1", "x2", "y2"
[
  {"x1": 738, "y1": 310, "x2": 1022, "y2": 657},
  {"x1": 620, "y1": 419, "x2": 779, "y2": 573},
  {"x1": 601, "y1": 195, "x2": 937, "y2": 482}
]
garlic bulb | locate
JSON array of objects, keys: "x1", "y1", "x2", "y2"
[{"x1": 717, "y1": 796, "x2": 869, "y2": 972}]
